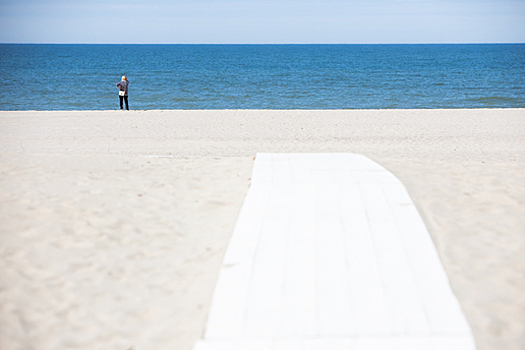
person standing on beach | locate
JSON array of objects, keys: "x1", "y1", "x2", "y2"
[{"x1": 116, "y1": 76, "x2": 129, "y2": 110}]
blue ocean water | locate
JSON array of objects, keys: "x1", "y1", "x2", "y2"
[{"x1": 1, "y1": 44, "x2": 524, "y2": 110}]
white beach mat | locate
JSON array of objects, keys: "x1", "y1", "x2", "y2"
[{"x1": 193, "y1": 153, "x2": 476, "y2": 350}]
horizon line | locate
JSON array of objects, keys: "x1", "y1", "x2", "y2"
[{"x1": 1, "y1": 42, "x2": 524, "y2": 45}]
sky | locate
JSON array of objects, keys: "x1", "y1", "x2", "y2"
[{"x1": 0, "y1": 0, "x2": 524, "y2": 44}]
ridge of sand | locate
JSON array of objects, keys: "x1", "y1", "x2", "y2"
[{"x1": 0, "y1": 109, "x2": 524, "y2": 350}]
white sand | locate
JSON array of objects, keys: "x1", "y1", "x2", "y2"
[{"x1": 0, "y1": 109, "x2": 524, "y2": 350}]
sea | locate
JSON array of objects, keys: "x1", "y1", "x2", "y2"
[{"x1": 1, "y1": 44, "x2": 524, "y2": 110}]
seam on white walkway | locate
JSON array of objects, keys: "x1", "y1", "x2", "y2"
[{"x1": 194, "y1": 153, "x2": 476, "y2": 350}]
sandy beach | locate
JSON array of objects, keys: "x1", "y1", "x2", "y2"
[{"x1": 0, "y1": 109, "x2": 524, "y2": 350}]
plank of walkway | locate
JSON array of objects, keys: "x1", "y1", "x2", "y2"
[{"x1": 194, "y1": 153, "x2": 476, "y2": 350}]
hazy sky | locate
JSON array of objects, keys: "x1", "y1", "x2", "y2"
[{"x1": 1, "y1": 0, "x2": 524, "y2": 44}]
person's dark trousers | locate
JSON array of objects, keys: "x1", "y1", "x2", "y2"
[{"x1": 119, "y1": 95, "x2": 129, "y2": 110}]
